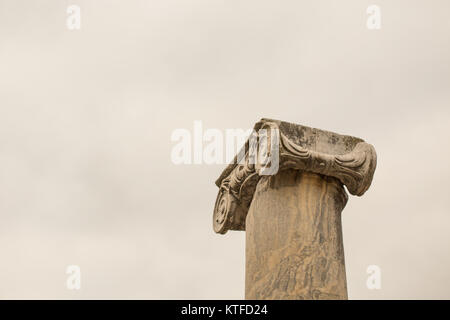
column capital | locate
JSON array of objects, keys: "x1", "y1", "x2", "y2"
[{"x1": 213, "y1": 118, "x2": 377, "y2": 234}]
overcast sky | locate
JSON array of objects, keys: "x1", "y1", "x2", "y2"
[{"x1": 0, "y1": 0, "x2": 449, "y2": 299}]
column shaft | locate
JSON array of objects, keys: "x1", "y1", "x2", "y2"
[{"x1": 245, "y1": 169, "x2": 348, "y2": 299}]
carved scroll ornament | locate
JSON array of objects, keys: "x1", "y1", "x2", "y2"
[{"x1": 213, "y1": 119, "x2": 377, "y2": 234}]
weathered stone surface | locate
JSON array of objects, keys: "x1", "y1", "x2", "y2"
[
  {"x1": 246, "y1": 170, "x2": 348, "y2": 299},
  {"x1": 213, "y1": 119, "x2": 377, "y2": 234},
  {"x1": 212, "y1": 118, "x2": 377, "y2": 300}
]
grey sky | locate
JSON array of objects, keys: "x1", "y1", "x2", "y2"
[{"x1": 0, "y1": 0, "x2": 449, "y2": 299}]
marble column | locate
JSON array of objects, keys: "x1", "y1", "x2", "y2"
[{"x1": 213, "y1": 119, "x2": 377, "y2": 300}]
